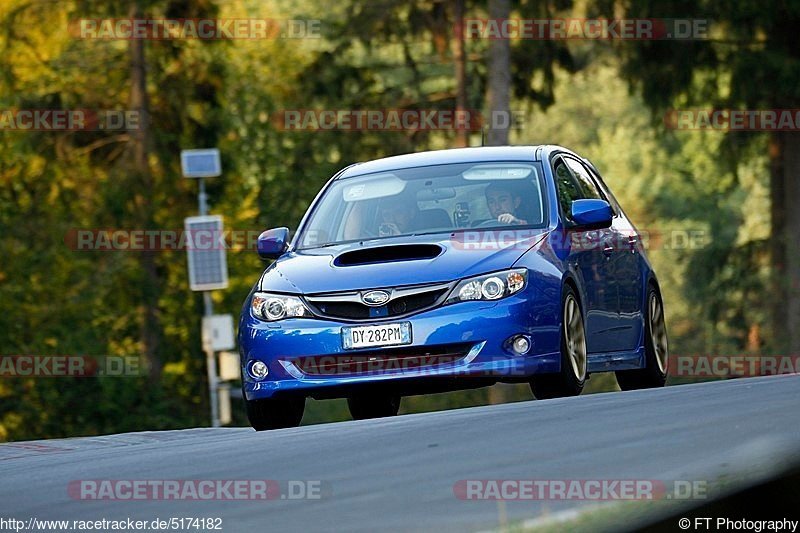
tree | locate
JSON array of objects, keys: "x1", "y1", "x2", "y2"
[
  {"x1": 610, "y1": 0, "x2": 800, "y2": 354},
  {"x1": 0, "y1": 0, "x2": 232, "y2": 439},
  {"x1": 127, "y1": 0, "x2": 161, "y2": 384},
  {"x1": 454, "y1": 0, "x2": 469, "y2": 147},
  {"x1": 485, "y1": 0, "x2": 511, "y2": 145}
]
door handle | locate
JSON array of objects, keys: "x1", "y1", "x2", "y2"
[{"x1": 628, "y1": 235, "x2": 638, "y2": 253}]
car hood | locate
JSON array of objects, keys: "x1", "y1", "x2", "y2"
[{"x1": 259, "y1": 230, "x2": 550, "y2": 294}]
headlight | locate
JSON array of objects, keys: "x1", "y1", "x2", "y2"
[
  {"x1": 445, "y1": 268, "x2": 527, "y2": 304},
  {"x1": 251, "y1": 292, "x2": 310, "y2": 321}
]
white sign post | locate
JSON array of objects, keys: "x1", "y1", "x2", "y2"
[{"x1": 182, "y1": 148, "x2": 228, "y2": 428}]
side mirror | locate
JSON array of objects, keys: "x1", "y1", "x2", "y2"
[
  {"x1": 257, "y1": 227, "x2": 290, "y2": 260},
  {"x1": 571, "y1": 199, "x2": 612, "y2": 230}
]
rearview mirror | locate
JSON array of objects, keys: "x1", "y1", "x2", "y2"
[
  {"x1": 571, "y1": 199, "x2": 612, "y2": 230},
  {"x1": 257, "y1": 227, "x2": 290, "y2": 260},
  {"x1": 417, "y1": 187, "x2": 456, "y2": 201}
]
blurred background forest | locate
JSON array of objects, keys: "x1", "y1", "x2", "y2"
[{"x1": 1, "y1": 0, "x2": 798, "y2": 441}]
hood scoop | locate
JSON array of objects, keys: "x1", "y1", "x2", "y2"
[{"x1": 334, "y1": 244, "x2": 443, "y2": 267}]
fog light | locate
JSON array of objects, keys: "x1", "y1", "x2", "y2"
[
  {"x1": 250, "y1": 361, "x2": 269, "y2": 379},
  {"x1": 511, "y1": 335, "x2": 531, "y2": 355}
]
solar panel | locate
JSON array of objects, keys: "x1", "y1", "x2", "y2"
[
  {"x1": 181, "y1": 148, "x2": 221, "y2": 178},
  {"x1": 185, "y1": 215, "x2": 228, "y2": 291}
]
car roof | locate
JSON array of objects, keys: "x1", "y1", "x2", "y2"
[{"x1": 337, "y1": 145, "x2": 572, "y2": 179}]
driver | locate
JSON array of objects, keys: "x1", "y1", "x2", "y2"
[{"x1": 485, "y1": 183, "x2": 528, "y2": 225}]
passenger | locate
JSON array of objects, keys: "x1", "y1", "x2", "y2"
[{"x1": 377, "y1": 195, "x2": 420, "y2": 236}]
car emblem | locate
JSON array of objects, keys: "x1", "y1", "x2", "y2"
[{"x1": 361, "y1": 290, "x2": 390, "y2": 306}]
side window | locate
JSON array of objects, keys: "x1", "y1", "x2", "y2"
[
  {"x1": 553, "y1": 158, "x2": 583, "y2": 223},
  {"x1": 564, "y1": 157, "x2": 603, "y2": 200},
  {"x1": 584, "y1": 162, "x2": 622, "y2": 215}
]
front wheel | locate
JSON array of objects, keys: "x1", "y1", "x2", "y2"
[
  {"x1": 615, "y1": 285, "x2": 669, "y2": 390},
  {"x1": 530, "y1": 285, "x2": 587, "y2": 399},
  {"x1": 347, "y1": 394, "x2": 401, "y2": 420},
  {"x1": 245, "y1": 394, "x2": 305, "y2": 431}
]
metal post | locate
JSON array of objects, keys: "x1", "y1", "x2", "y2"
[
  {"x1": 204, "y1": 292, "x2": 220, "y2": 428},
  {"x1": 198, "y1": 177, "x2": 208, "y2": 216},
  {"x1": 199, "y1": 177, "x2": 220, "y2": 428}
]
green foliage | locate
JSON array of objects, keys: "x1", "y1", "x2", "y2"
[
  {"x1": 518, "y1": 57, "x2": 770, "y2": 356},
  {"x1": 0, "y1": 0, "x2": 778, "y2": 441}
]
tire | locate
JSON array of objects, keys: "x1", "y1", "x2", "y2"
[
  {"x1": 347, "y1": 394, "x2": 401, "y2": 420},
  {"x1": 245, "y1": 394, "x2": 305, "y2": 431},
  {"x1": 530, "y1": 284, "x2": 587, "y2": 399},
  {"x1": 615, "y1": 284, "x2": 669, "y2": 390}
]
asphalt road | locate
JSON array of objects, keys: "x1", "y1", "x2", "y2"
[{"x1": 2, "y1": 375, "x2": 800, "y2": 532}]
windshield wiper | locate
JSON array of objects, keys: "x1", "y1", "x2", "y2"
[{"x1": 408, "y1": 230, "x2": 453, "y2": 238}]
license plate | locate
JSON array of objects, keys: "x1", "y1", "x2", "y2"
[{"x1": 342, "y1": 322, "x2": 412, "y2": 350}]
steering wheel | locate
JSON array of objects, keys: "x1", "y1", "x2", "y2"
[{"x1": 473, "y1": 219, "x2": 501, "y2": 228}]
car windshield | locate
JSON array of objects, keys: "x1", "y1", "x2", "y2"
[{"x1": 297, "y1": 161, "x2": 547, "y2": 249}]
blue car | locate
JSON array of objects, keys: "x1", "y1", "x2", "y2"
[{"x1": 239, "y1": 146, "x2": 669, "y2": 430}]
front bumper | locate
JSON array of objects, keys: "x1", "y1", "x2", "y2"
[{"x1": 239, "y1": 288, "x2": 561, "y2": 401}]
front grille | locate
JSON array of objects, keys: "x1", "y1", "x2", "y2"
[
  {"x1": 305, "y1": 283, "x2": 451, "y2": 321},
  {"x1": 292, "y1": 342, "x2": 473, "y2": 376},
  {"x1": 313, "y1": 301, "x2": 372, "y2": 320}
]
